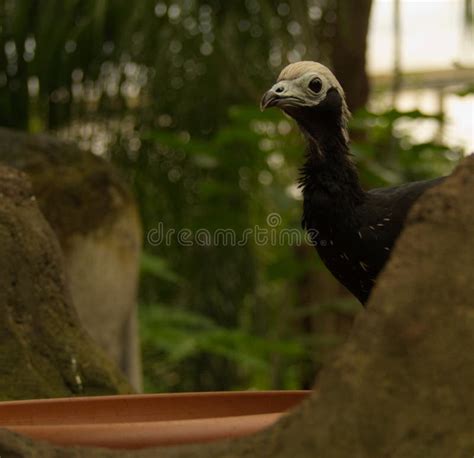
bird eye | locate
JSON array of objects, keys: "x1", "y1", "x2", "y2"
[{"x1": 309, "y1": 78, "x2": 322, "y2": 94}]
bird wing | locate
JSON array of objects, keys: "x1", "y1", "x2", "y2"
[{"x1": 353, "y1": 175, "x2": 445, "y2": 280}]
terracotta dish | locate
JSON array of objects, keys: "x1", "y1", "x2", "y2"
[{"x1": 0, "y1": 391, "x2": 310, "y2": 449}]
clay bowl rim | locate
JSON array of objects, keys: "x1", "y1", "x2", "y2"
[{"x1": 0, "y1": 390, "x2": 311, "y2": 426}]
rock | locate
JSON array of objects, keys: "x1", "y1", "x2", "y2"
[
  {"x1": 0, "y1": 165, "x2": 131, "y2": 401},
  {"x1": 1, "y1": 155, "x2": 472, "y2": 457},
  {"x1": 0, "y1": 127, "x2": 142, "y2": 390}
]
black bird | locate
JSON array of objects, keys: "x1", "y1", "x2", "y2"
[{"x1": 261, "y1": 61, "x2": 444, "y2": 305}]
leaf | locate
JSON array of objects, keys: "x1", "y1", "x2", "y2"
[
  {"x1": 140, "y1": 253, "x2": 181, "y2": 283},
  {"x1": 140, "y1": 304, "x2": 307, "y2": 369}
]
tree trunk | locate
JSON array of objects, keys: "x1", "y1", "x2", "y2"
[{"x1": 332, "y1": 0, "x2": 373, "y2": 111}]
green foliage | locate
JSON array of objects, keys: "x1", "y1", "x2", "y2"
[
  {"x1": 140, "y1": 304, "x2": 308, "y2": 391},
  {"x1": 456, "y1": 84, "x2": 474, "y2": 97},
  {"x1": 134, "y1": 106, "x2": 315, "y2": 390},
  {"x1": 141, "y1": 253, "x2": 181, "y2": 284},
  {"x1": 0, "y1": 0, "x2": 337, "y2": 133},
  {"x1": 351, "y1": 107, "x2": 461, "y2": 186}
]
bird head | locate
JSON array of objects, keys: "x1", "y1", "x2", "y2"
[{"x1": 260, "y1": 61, "x2": 350, "y2": 141}]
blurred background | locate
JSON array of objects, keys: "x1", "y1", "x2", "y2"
[{"x1": 0, "y1": 0, "x2": 472, "y2": 393}]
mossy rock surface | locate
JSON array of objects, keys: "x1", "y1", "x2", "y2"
[
  {"x1": 0, "y1": 166, "x2": 131, "y2": 401},
  {"x1": 0, "y1": 127, "x2": 132, "y2": 244},
  {"x1": 0, "y1": 128, "x2": 142, "y2": 389}
]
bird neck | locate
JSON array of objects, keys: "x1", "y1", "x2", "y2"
[
  {"x1": 298, "y1": 117, "x2": 365, "y2": 203},
  {"x1": 296, "y1": 111, "x2": 366, "y2": 232}
]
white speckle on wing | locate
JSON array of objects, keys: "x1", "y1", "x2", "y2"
[
  {"x1": 359, "y1": 261, "x2": 368, "y2": 272},
  {"x1": 343, "y1": 252, "x2": 349, "y2": 261},
  {"x1": 384, "y1": 246, "x2": 390, "y2": 251},
  {"x1": 369, "y1": 226, "x2": 375, "y2": 230},
  {"x1": 383, "y1": 218, "x2": 390, "y2": 222},
  {"x1": 358, "y1": 231, "x2": 362, "y2": 239},
  {"x1": 377, "y1": 223, "x2": 384, "y2": 227},
  {"x1": 330, "y1": 240, "x2": 334, "y2": 245}
]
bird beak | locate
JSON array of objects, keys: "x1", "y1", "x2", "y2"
[{"x1": 260, "y1": 90, "x2": 279, "y2": 111}]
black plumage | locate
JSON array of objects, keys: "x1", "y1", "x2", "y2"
[{"x1": 261, "y1": 62, "x2": 444, "y2": 305}]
